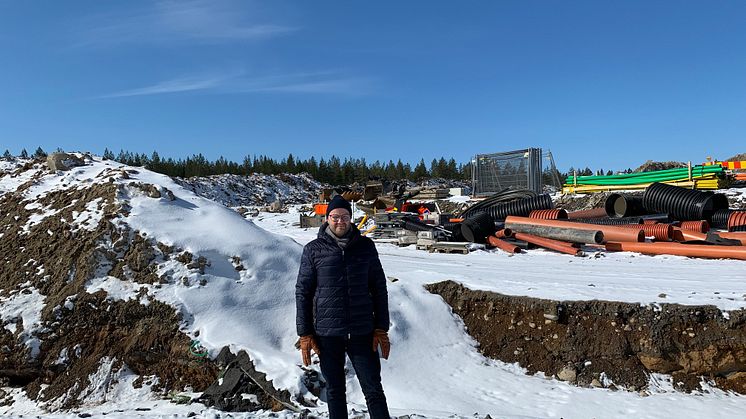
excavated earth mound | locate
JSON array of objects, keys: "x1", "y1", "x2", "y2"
[
  {"x1": 725, "y1": 153, "x2": 746, "y2": 162},
  {"x1": 634, "y1": 160, "x2": 687, "y2": 173},
  {"x1": 427, "y1": 281, "x2": 746, "y2": 395},
  {"x1": 0, "y1": 159, "x2": 288, "y2": 412}
]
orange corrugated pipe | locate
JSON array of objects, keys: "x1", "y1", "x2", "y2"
[
  {"x1": 605, "y1": 241, "x2": 746, "y2": 260},
  {"x1": 566, "y1": 207, "x2": 608, "y2": 220},
  {"x1": 529, "y1": 209, "x2": 568, "y2": 220},
  {"x1": 729, "y1": 211, "x2": 746, "y2": 232},
  {"x1": 643, "y1": 219, "x2": 659, "y2": 225},
  {"x1": 679, "y1": 220, "x2": 710, "y2": 233},
  {"x1": 487, "y1": 235, "x2": 521, "y2": 254},
  {"x1": 618, "y1": 223, "x2": 673, "y2": 241},
  {"x1": 505, "y1": 216, "x2": 644, "y2": 243},
  {"x1": 513, "y1": 232, "x2": 582, "y2": 256}
]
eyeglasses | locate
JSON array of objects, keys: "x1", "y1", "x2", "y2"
[{"x1": 328, "y1": 214, "x2": 351, "y2": 222}]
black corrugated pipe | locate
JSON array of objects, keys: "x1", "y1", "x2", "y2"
[
  {"x1": 461, "y1": 212, "x2": 497, "y2": 243},
  {"x1": 569, "y1": 216, "x2": 644, "y2": 226},
  {"x1": 401, "y1": 216, "x2": 437, "y2": 232},
  {"x1": 605, "y1": 193, "x2": 647, "y2": 218},
  {"x1": 472, "y1": 194, "x2": 554, "y2": 221},
  {"x1": 442, "y1": 222, "x2": 466, "y2": 242},
  {"x1": 711, "y1": 209, "x2": 732, "y2": 229},
  {"x1": 642, "y1": 182, "x2": 729, "y2": 221},
  {"x1": 460, "y1": 188, "x2": 537, "y2": 219}
]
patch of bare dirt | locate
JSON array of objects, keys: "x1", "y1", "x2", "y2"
[{"x1": 427, "y1": 280, "x2": 746, "y2": 394}]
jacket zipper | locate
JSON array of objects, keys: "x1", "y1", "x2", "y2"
[{"x1": 342, "y1": 248, "x2": 351, "y2": 336}]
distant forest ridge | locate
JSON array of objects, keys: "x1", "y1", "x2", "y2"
[
  {"x1": 2, "y1": 146, "x2": 638, "y2": 185},
  {"x1": 2, "y1": 146, "x2": 470, "y2": 184}
]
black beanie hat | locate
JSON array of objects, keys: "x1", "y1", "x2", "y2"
[{"x1": 326, "y1": 195, "x2": 352, "y2": 216}]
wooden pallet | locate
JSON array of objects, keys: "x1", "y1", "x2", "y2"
[{"x1": 427, "y1": 242, "x2": 471, "y2": 254}]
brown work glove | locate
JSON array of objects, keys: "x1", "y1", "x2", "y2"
[
  {"x1": 372, "y1": 329, "x2": 390, "y2": 359},
  {"x1": 299, "y1": 335, "x2": 320, "y2": 366}
]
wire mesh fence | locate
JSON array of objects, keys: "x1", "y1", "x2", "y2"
[{"x1": 472, "y1": 148, "x2": 562, "y2": 196}]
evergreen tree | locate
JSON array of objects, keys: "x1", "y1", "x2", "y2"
[
  {"x1": 413, "y1": 159, "x2": 428, "y2": 180},
  {"x1": 33, "y1": 147, "x2": 47, "y2": 159},
  {"x1": 2, "y1": 149, "x2": 11, "y2": 159},
  {"x1": 395, "y1": 160, "x2": 406, "y2": 180},
  {"x1": 241, "y1": 155, "x2": 253, "y2": 175},
  {"x1": 102, "y1": 148, "x2": 115, "y2": 160},
  {"x1": 20, "y1": 148, "x2": 29, "y2": 159},
  {"x1": 447, "y1": 158, "x2": 457, "y2": 179},
  {"x1": 286, "y1": 153, "x2": 296, "y2": 173}
]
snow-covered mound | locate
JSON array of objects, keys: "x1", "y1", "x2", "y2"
[
  {"x1": 0, "y1": 155, "x2": 305, "y2": 414},
  {"x1": 175, "y1": 172, "x2": 325, "y2": 208}
]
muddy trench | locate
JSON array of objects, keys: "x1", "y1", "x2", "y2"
[{"x1": 427, "y1": 280, "x2": 746, "y2": 394}]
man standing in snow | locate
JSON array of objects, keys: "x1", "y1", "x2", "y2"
[{"x1": 296, "y1": 195, "x2": 391, "y2": 418}]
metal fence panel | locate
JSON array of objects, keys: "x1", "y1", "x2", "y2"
[{"x1": 472, "y1": 148, "x2": 558, "y2": 196}]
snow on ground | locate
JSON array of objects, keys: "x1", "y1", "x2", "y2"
[
  {"x1": 2, "y1": 156, "x2": 745, "y2": 418},
  {"x1": 254, "y1": 211, "x2": 746, "y2": 418},
  {"x1": 0, "y1": 286, "x2": 45, "y2": 358}
]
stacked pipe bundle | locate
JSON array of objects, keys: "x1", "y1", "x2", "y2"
[
  {"x1": 563, "y1": 165, "x2": 727, "y2": 193},
  {"x1": 642, "y1": 182, "x2": 729, "y2": 222}
]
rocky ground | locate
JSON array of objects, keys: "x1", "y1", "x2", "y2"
[{"x1": 427, "y1": 281, "x2": 746, "y2": 395}]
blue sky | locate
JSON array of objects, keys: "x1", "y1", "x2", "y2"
[{"x1": 1, "y1": 1, "x2": 745, "y2": 171}]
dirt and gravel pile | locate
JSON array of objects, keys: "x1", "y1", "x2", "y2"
[
  {"x1": 0, "y1": 162, "x2": 287, "y2": 412},
  {"x1": 725, "y1": 153, "x2": 746, "y2": 162},
  {"x1": 553, "y1": 191, "x2": 617, "y2": 212},
  {"x1": 634, "y1": 160, "x2": 687, "y2": 172},
  {"x1": 427, "y1": 280, "x2": 746, "y2": 395},
  {"x1": 174, "y1": 172, "x2": 325, "y2": 208}
]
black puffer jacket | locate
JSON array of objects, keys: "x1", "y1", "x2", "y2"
[{"x1": 296, "y1": 223, "x2": 389, "y2": 337}]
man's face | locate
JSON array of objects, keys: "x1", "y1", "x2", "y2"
[{"x1": 328, "y1": 208, "x2": 352, "y2": 237}]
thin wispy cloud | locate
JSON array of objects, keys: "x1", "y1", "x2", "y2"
[
  {"x1": 98, "y1": 76, "x2": 224, "y2": 98},
  {"x1": 72, "y1": 0, "x2": 296, "y2": 47},
  {"x1": 98, "y1": 71, "x2": 376, "y2": 98}
]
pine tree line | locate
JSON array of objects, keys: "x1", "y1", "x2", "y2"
[{"x1": 101, "y1": 149, "x2": 473, "y2": 184}]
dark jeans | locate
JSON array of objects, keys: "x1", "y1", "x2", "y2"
[{"x1": 316, "y1": 334, "x2": 390, "y2": 419}]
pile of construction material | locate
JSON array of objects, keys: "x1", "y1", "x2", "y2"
[
  {"x1": 563, "y1": 165, "x2": 728, "y2": 193},
  {"x1": 705, "y1": 159, "x2": 746, "y2": 183},
  {"x1": 362, "y1": 187, "x2": 557, "y2": 254},
  {"x1": 469, "y1": 182, "x2": 746, "y2": 260}
]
